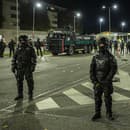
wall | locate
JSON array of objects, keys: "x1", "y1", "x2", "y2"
[
  {"x1": 2, "y1": 0, "x2": 18, "y2": 29},
  {"x1": 0, "y1": 29, "x2": 48, "y2": 43}
]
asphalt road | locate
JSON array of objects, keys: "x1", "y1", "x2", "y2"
[
  {"x1": 0, "y1": 54, "x2": 92, "y2": 109},
  {"x1": 0, "y1": 53, "x2": 130, "y2": 130}
]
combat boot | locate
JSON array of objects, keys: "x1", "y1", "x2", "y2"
[
  {"x1": 14, "y1": 95, "x2": 23, "y2": 101},
  {"x1": 91, "y1": 113, "x2": 101, "y2": 121},
  {"x1": 29, "y1": 94, "x2": 33, "y2": 101},
  {"x1": 106, "y1": 113, "x2": 114, "y2": 120}
]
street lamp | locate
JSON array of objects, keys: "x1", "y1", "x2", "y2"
[
  {"x1": 33, "y1": 2, "x2": 42, "y2": 39},
  {"x1": 102, "y1": 4, "x2": 118, "y2": 32},
  {"x1": 113, "y1": 4, "x2": 118, "y2": 9},
  {"x1": 16, "y1": 0, "x2": 19, "y2": 44},
  {"x1": 121, "y1": 21, "x2": 126, "y2": 32},
  {"x1": 74, "y1": 12, "x2": 81, "y2": 33},
  {"x1": 99, "y1": 17, "x2": 104, "y2": 33}
]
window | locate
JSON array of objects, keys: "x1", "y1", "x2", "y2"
[
  {"x1": 13, "y1": 22, "x2": 17, "y2": 26},
  {"x1": 54, "y1": 16, "x2": 57, "y2": 19},
  {"x1": 11, "y1": 14, "x2": 16, "y2": 18},
  {"x1": 52, "y1": 21, "x2": 57, "y2": 24},
  {"x1": 10, "y1": 6, "x2": 16, "y2": 10}
]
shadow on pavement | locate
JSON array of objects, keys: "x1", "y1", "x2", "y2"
[{"x1": 1, "y1": 100, "x2": 43, "y2": 130}]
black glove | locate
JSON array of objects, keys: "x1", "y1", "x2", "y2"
[
  {"x1": 100, "y1": 79, "x2": 110, "y2": 84},
  {"x1": 93, "y1": 81, "x2": 98, "y2": 85},
  {"x1": 95, "y1": 82, "x2": 100, "y2": 87},
  {"x1": 31, "y1": 66, "x2": 35, "y2": 72}
]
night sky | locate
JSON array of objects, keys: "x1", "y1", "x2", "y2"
[{"x1": 44, "y1": 0, "x2": 130, "y2": 33}]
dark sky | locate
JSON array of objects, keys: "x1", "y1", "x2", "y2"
[{"x1": 43, "y1": 0, "x2": 130, "y2": 33}]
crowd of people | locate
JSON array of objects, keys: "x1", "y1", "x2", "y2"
[
  {"x1": 1, "y1": 37, "x2": 130, "y2": 58},
  {"x1": 0, "y1": 35, "x2": 126, "y2": 121},
  {"x1": 92, "y1": 39, "x2": 130, "y2": 56},
  {"x1": 0, "y1": 38, "x2": 47, "y2": 58}
]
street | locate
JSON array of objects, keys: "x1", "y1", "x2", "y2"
[{"x1": 0, "y1": 53, "x2": 130, "y2": 130}]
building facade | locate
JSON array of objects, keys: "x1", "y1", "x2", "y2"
[
  {"x1": 0, "y1": 0, "x2": 73, "y2": 31},
  {"x1": 1, "y1": 0, "x2": 18, "y2": 29},
  {"x1": 0, "y1": 0, "x2": 83, "y2": 42}
]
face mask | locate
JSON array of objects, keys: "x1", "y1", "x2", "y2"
[
  {"x1": 99, "y1": 46, "x2": 106, "y2": 52},
  {"x1": 20, "y1": 41, "x2": 26, "y2": 47}
]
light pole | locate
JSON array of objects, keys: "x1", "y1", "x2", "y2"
[
  {"x1": 16, "y1": 0, "x2": 19, "y2": 44},
  {"x1": 102, "y1": 4, "x2": 118, "y2": 32},
  {"x1": 32, "y1": 2, "x2": 42, "y2": 39},
  {"x1": 74, "y1": 12, "x2": 81, "y2": 33},
  {"x1": 99, "y1": 17, "x2": 104, "y2": 33},
  {"x1": 121, "y1": 21, "x2": 126, "y2": 32}
]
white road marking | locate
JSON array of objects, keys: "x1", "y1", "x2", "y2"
[
  {"x1": 36, "y1": 97, "x2": 60, "y2": 110},
  {"x1": 82, "y1": 82, "x2": 93, "y2": 90},
  {"x1": 0, "y1": 78, "x2": 86, "y2": 112},
  {"x1": 82, "y1": 81, "x2": 130, "y2": 101},
  {"x1": 112, "y1": 93, "x2": 130, "y2": 101},
  {"x1": 114, "y1": 70, "x2": 130, "y2": 91},
  {"x1": 63, "y1": 88, "x2": 94, "y2": 105},
  {"x1": 70, "y1": 70, "x2": 74, "y2": 72}
]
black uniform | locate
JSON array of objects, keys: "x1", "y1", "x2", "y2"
[
  {"x1": 114, "y1": 41, "x2": 118, "y2": 55},
  {"x1": 12, "y1": 36, "x2": 37, "y2": 101},
  {"x1": 8, "y1": 39, "x2": 16, "y2": 57},
  {"x1": 109, "y1": 40, "x2": 112, "y2": 52},
  {"x1": 93, "y1": 40, "x2": 98, "y2": 53},
  {"x1": 120, "y1": 41, "x2": 124, "y2": 55},
  {"x1": 35, "y1": 39, "x2": 43, "y2": 56},
  {"x1": 90, "y1": 37, "x2": 117, "y2": 121},
  {"x1": 0, "y1": 39, "x2": 6, "y2": 57}
]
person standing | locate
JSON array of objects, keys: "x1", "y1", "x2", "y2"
[
  {"x1": 28, "y1": 39, "x2": 33, "y2": 47},
  {"x1": 109, "y1": 40, "x2": 112, "y2": 53},
  {"x1": 126, "y1": 41, "x2": 129, "y2": 54},
  {"x1": 90, "y1": 37, "x2": 117, "y2": 121},
  {"x1": 8, "y1": 39, "x2": 16, "y2": 57},
  {"x1": 34, "y1": 38, "x2": 43, "y2": 57},
  {"x1": 93, "y1": 40, "x2": 98, "y2": 53},
  {"x1": 128, "y1": 41, "x2": 130, "y2": 54},
  {"x1": 0, "y1": 39, "x2": 6, "y2": 57},
  {"x1": 114, "y1": 40, "x2": 118, "y2": 55},
  {"x1": 12, "y1": 35, "x2": 37, "y2": 101},
  {"x1": 120, "y1": 40, "x2": 124, "y2": 55}
]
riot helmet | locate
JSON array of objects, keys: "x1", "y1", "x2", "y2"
[
  {"x1": 19, "y1": 35, "x2": 28, "y2": 46},
  {"x1": 98, "y1": 37, "x2": 109, "y2": 52},
  {"x1": 19, "y1": 35, "x2": 28, "y2": 42}
]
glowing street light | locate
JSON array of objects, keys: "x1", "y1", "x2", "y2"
[
  {"x1": 121, "y1": 21, "x2": 126, "y2": 32},
  {"x1": 99, "y1": 17, "x2": 104, "y2": 33},
  {"x1": 33, "y1": 2, "x2": 43, "y2": 39},
  {"x1": 113, "y1": 4, "x2": 118, "y2": 9},
  {"x1": 102, "y1": 5, "x2": 106, "y2": 9},
  {"x1": 76, "y1": 13, "x2": 81, "y2": 17},
  {"x1": 36, "y1": 2, "x2": 42, "y2": 8},
  {"x1": 74, "y1": 12, "x2": 81, "y2": 32},
  {"x1": 102, "y1": 4, "x2": 118, "y2": 32}
]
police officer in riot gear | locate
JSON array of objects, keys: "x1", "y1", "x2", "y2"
[
  {"x1": 90, "y1": 37, "x2": 117, "y2": 121},
  {"x1": 12, "y1": 35, "x2": 37, "y2": 101}
]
